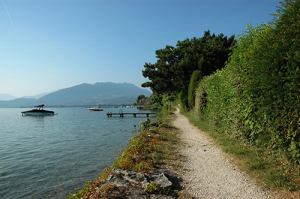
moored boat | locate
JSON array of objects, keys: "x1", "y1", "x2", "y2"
[
  {"x1": 21, "y1": 104, "x2": 55, "y2": 116},
  {"x1": 87, "y1": 106, "x2": 103, "y2": 111}
]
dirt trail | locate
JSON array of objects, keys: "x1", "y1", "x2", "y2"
[{"x1": 172, "y1": 108, "x2": 275, "y2": 199}]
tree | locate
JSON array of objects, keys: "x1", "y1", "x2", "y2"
[
  {"x1": 136, "y1": 94, "x2": 147, "y2": 103},
  {"x1": 141, "y1": 45, "x2": 180, "y2": 94},
  {"x1": 150, "y1": 94, "x2": 163, "y2": 105},
  {"x1": 142, "y1": 30, "x2": 235, "y2": 95}
]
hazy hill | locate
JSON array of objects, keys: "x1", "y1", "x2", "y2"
[
  {"x1": 0, "y1": 98, "x2": 37, "y2": 108},
  {"x1": 0, "y1": 93, "x2": 16, "y2": 101},
  {"x1": 0, "y1": 82, "x2": 151, "y2": 108},
  {"x1": 21, "y1": 91, "x2": 54, "y2": 99}
]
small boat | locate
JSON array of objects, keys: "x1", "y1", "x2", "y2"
[
  {"x1": 21, "y1": 104, "x2": 55, "y2": 116},
  {"x1": 87, "y1": 106, "x2": 103, "y2": 111}
]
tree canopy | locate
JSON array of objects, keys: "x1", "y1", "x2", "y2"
[
  {"x1": 136, "y1": 94, "x2": 148, "y2": 103},
  {"x1": 142, "y1": 30, "x2": 236, "y2": 94}
]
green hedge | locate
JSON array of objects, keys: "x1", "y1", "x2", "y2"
[
  {"x1": 188, "y1": 70, "x2": 203, "y2": 109},
  {"x1": 195, "y1": 0, "x2": 300, "y2": 165}
]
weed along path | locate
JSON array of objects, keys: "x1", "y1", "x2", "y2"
[{"x1": 173, "y1": 108, "x2": 275, "y2": 199}]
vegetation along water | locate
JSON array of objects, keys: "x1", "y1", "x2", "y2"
[
  {"x1": 141, "y1": 0, "x2": 300, "y2": 196},
  {"x1": 2, "y1": 1, "x2": 300, "y2": 198},
  {"x1": 0, "y1": 107, "x2": 156, "y2": 199}
]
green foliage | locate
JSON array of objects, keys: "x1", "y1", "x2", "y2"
[
  {"x1": 113, "y1": 117, "x2": 177, "y2": 172},
  {"x1": 188, "y1": 70, "x2": 202, "y2": 109},
  {"x1": 206, "y1": 66, "x2": 245, "y2": 138},
  {"x1": 151, "y1": 94, "x2": 163, "y2": 105},
  {"x1": 184, "y1": 111, "x2": 299, "y2": 191},
  {"x1": 137, "y1": 94, "x2": 148, "y2": 103},
  {"x1": 142, "y1": 30, "x2": 235, "y2": 95},
  {"x1": 179, "y1": 88, "x2": 189, "y2": 112},
  {"x1": 165, "y1": 95, "x2": 176, "y2": 103},
  {"x1": 195, "y1": 0, "x2": 300, "y2": 165},
  {"x1": 160, "y1": 93, "x2": 177, "y2": 112},
  {"x1": 142, "y1": 103, "x2": 162, "y2": 110},
  {"x1": 195, "y1": 75, "x2": 211, "y2": 119},
  {"x1": 144, "y1": 182, "x2": 162, "y2": 194},
  {"x1": 232, "y1": 0, "x2": 300, "y2": 164},
  {"x1": 155, "y1": 109, "x2": 169, "y2": 121}
]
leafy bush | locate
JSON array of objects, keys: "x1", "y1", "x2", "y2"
[
  {"x1": 188, "y1": 70, "x2": 203, "y2": 109},
  {"x1": 196, "y1": 0, "x2": 300, "y2": 165},
  {"x1": 179, "y1": 88, "x2": 189, "y2": 112}
]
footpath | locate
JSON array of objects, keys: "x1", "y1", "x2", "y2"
[{"x1": 172, "y1": 108, "x2": 275, "y2": 199}]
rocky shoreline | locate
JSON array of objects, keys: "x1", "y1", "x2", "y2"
[
  {"x1": 87, "y1": 168, "x2": 182, "y2": 198},
  {"x1": 68, "y1": 116, "x2": 186, "y2": 199}
]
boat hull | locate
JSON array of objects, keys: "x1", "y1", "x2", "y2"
[
  {"x1": 87, "y1": 108, "x2": 103, "y2": 111},
  {"x1": 22, "y1": 110, "x2": 55, "y2": 116}
]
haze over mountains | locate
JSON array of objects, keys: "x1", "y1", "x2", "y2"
[
  {"x1": 0, "y1": 82, "x2": 151, "y2": 108},
  {"x1": 0, "y1": 94, "x2": 17, "y2": 101},
  {"x1": 0, "y1": 92, "x2": 54, "y2": 101}
]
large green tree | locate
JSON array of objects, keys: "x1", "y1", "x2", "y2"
[{"x1": 142, "y1": 30, "x2": 236, "y2": 94}]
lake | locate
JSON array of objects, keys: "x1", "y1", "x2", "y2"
[{"x1": 0, "y1": 107, "x2": 156, "y2": 199}]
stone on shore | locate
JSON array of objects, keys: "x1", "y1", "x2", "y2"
[
  {"x1": 89, "y1": 169, "x2": 176, "y2": 198},
  {"x1": 105, "y1": 169, "x2": 172, "y2": 188}
]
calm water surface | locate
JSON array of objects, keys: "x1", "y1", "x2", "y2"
[{"x1": 0, "y1": 107, "x2": 156, "y2": 199}]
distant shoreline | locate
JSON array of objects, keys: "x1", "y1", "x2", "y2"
[{"x1": 13, "y1": 105, "x2": 138, "y2": 108}]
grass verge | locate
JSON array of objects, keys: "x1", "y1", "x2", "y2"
[{"x1": 182, "y1": 110, "x2": 300, "y2": 198}]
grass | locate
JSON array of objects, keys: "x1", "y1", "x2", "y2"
[{"x1": 182, "y1": 110, "x2": 300, "y2": 198}]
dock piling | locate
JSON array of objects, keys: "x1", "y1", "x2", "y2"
[{"x1": 106, "y1": 112, "x2": 155, "y2": 117}]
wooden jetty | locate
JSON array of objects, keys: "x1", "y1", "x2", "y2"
[{"x1": 106, "y1": 112, "x2": 156, "y2": 117}]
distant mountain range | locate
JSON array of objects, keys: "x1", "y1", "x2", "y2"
[
  {"x1": 0, "y1": 82, "x2": 152, "y2": 108},
  {"x1": 0, "y1": 93, "x2": 17, "y2": 101},
  {"x1": 0, "y1": 92, "x2": 53, "y2": 101},
  {"x1": 21, "y1": 91, "x2": 54, "y2": 99}
]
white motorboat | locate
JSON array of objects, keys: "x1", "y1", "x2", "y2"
[
  {"x1": 21, "y1": 104, "x2": 55, "y2": 116},
  {"x1": 87, "y1": 106, "x2": 103, "y2": 111}
]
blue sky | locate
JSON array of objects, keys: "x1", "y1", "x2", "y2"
[{"x1": 0, "y1": 0, "x2": 281, "y2": 98}]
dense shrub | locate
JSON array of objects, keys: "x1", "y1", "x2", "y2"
[
  {"x1": 178, "y1": 88, "x2": 189, "y2": 112},
  {"x1": 196, "y1": 0, "x2": 300, "y2": 165},
  {"x1": 196, "y1": 66, "x2": 245, "y2": 139},
  {"x1": 188, "y1": 70, "x2": 203, "y2": 109},
  {"x1": 195, "y1": 75, "x2": 210, "y2": 119}
]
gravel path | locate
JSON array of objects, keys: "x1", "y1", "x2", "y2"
[{"x1": 172, "y1": 108, "x2": 275, "y2": 199}]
